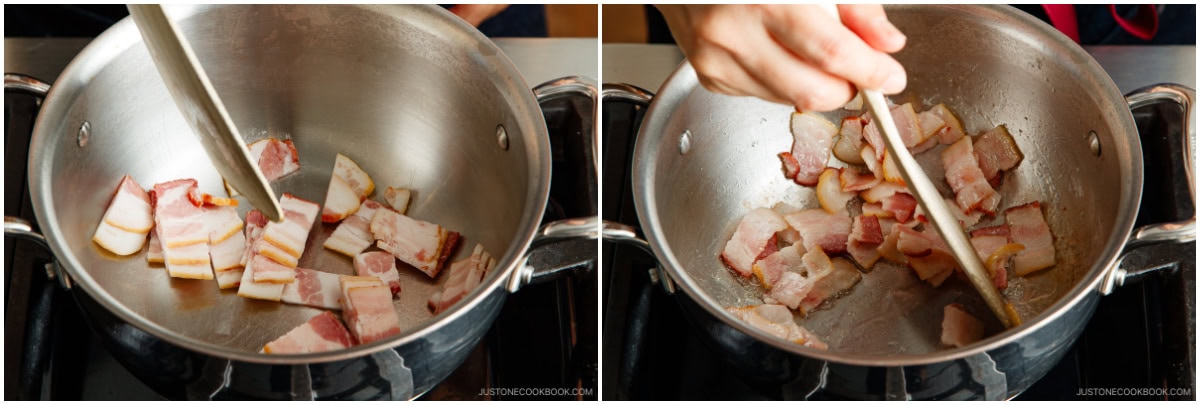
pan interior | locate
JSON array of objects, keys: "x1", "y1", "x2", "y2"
[
  {"x1": 643, "y1": 5, "x2": 1134, "y2": 357},
  {"x1": 33, "y1": 5, "x2": 546, "y2": 356}
]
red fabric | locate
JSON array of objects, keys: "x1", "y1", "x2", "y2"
[
  {"x1": 1108, "y1": 4, "x2": 1159, "y2": 40},
  {"x1": 1042, "y1": 5, "x2": 1080, "y2": 43}
]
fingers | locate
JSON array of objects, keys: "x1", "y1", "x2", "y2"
[
  {"x1": 838, "y1": 4, "x2": 907, "y2": 53},
  {"x1": 734, "y1": 26, "x2": 856, "y2": 111},
  {"x1": 762, "y1": 5, "x2": 907, "y2": 95}
]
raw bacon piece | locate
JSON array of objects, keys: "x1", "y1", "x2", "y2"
[
  {"x1": 801, "y1": 247, "x2": 834, "y2": 280},
  {"x1": 238, "y1": 209, "x2": 268, "y2": 270},
  {"x1": 370, "y1": 207, "x2": 461, "y2": 278},
  {"x1": 752, "y1": 244, "x2": 804, "y2": 289},
  {"x1": 970, "y1": 225, "x2": 1010, "y2": 238},
  {"x1": 948, "y1": 197, "x2": 984, "y2": 228},
  {"x1": 281, "y1": 268, "x2": 345, "y2": 310},
  {"x1": 799, "y1": 258, "x2": 862, "y2": 314},
  {"x1": 355, "y1": 251, "x2": 402, "y2": 296},
  {"x1": 783, "y1": 112, "x2": 838, "y2": 186},
  {"x1": 942, "y1": 136, "x2": 999, "y2": 214},
  {"x1": 250, "y1": 138, "x2": 301, "y2": 182},
  {"x1": 93, "y1": 175, "x2": 155, "y2": 256},
  {"x1": 917, "y1": 109, "x2": 947, "y2": 140},
  {"x1": 970, "y1": 235, "x2": 1010, "y2": 263},
  {"x1": 839, "y1": 166, "x2": 881, "y2": 192},
  {"x1": 861, "y1": 202, "x2": 890, "y2": 218},
  {"x1": 343, "y1": 284, "x2": 402, "y2": 345},
  {"x1": 882, "y1": 193, "x2": 918, "y2": 223},
  {"x1": 816, "y1": 168, "x2": 855, "y2": 214},
  {"x1": 880, "y1": 151, "x2": 906, "y2": 185},
  {"x1": 236, "y1": 255, "x2": 287, "y2": 301},
  {"x1": 153, "y1": 179, "x2": 213, "y2": 279},
  {"x1": 848, "y1": 215, "x2": 884, "y2": 269},
  {"x1": 896, "y1": 226, "x2": 949, "y2": 258},
  {"x1": 910, "y1": 253, "x2": 958, "y2": 287},
  {"x1": 321, "y1": 175, "x2": 362, "y2": 224},
  {"x1": 719, "y1": 208, "x2": 789, "y2": 278},
  {"x1": 256, "y1": 194, "x2": 321, "y2": 268},
  {"x1": 860, "y1": 181, "x2": 906, "y2": 204},
  {"x1": 930, "y1": 104, "x2": 966, "y2": 145},
  {"x1": 862, "y1": 114, "x2": 885, "y2": 161},
  {"x1": 876, "y1": 220, "x2": 913, "y2": 265},
  {"x1": 384, "y1": 187, "x2": 411, "y2": 214},
  {"x1": 1005, "y1": 202, "x2": 1056, "y2": 275},
  {"x1": 324, "y1": 200, "x2": 383, "y2": 257},
  {"x1": 973, "y1": 125, "x2": 1024, "y2": 186},
  {"x1": 768, "y1": 271, "x2": 812, "y2": 310},
  {"x1": 208, "y1": 207, "x2": 247, "y2": 289},
  {"x1": 784, "y1": 209, "x2": 851, "y2": 254},
  {"x1": 891, "y1": 103, "x2": 925, "y2": 149},
  {"x1": 727, "y1": 305, "x2": 827, "y2": 349},
  {"x1": 941, "y1": 303, "x2": 984, "y2": 347},
  {"x1": 333, "y1": 153, "x2": 375, "y2": 200},
  {"x1": 251, "y1": 253, "x2": 297, "y2": 283},
  {"x1": 262, "y1": 312, "x2": 355, "y2": 354},
  {"x1": 832, "y1": 116, "x2": 866, "y2": 164},
  {"x1": 778, "y1": 152, "x2": 801, "y2": 180},
  {"x1": 428, "y1": 244, "x2": 495, "y2": 315},
  {"x1": 147, "y1": 229, "x2": 164, "y2": 264}
]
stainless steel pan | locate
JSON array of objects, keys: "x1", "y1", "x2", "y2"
[
  {"x1": 606, "y1": 4, "x2": 1194, "y2": 399},
  {"x1": 5, "y1": 4, "x2": 596, "y2": 399}
]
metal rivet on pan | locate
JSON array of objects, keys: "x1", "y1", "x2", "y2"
[
  {"x1": 77, "y1": 121, "x2": 91, "y2": 147},
  {"x1": 496, "y1": 124, "x2": 509, "y2": 151},
  {"x1": 1087, "y1": 131, "x2": 1101, "y2": 156},
  {"x1": 678, "y1": 130, "x2": 692, "y2": 155}
]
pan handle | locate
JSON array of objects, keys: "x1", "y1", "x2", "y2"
[
  {"x1": 5, "y1": 73, "x2": 52, "y2": 98},
  {"x1": 4, "y1": 216, "x2": 71, "y2": 290},
  {"x1": 601, "y1": 83, "x2": 654, "y2": 107},
  {"x1": 508, "y1": 217, "x2": 598, "y2": 292},
  {"x1": 1100, "y1": 84, "x2": 1196, "y2": 295},
  {"x1": 599, "y1": 221, "x2": 675, "y2": 294}
]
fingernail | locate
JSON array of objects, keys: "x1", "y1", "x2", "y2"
[
  {"x1": 878, "y1": 18, "x2": 906, "y2": 42},
  {"x1": 882, "y1": 70, "x2": 907, "y2": 94}
]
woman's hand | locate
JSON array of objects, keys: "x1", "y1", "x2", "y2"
[
  {"x1": 448, "y1": 4, "x2": 510, "y2": 27},
  {"x1": 657, "y1": 4, "x2": 908, "y2": 111}
]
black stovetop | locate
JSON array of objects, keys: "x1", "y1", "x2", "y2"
[
  {"x1": 601, "y1": 96, "x2": 1195, "y2": 400},
  {"x1": 3, "y1": 81, "x2": 597, "y2": 401}
]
